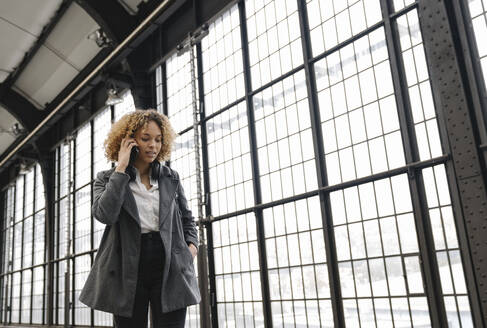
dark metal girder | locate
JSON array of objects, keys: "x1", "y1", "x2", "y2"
[
  {"x1": 74, "y1": 0, "x2": 136, "y2": 44},
  {"x1": 0, "y1": 87, "x2": 44, "y2": 132}
]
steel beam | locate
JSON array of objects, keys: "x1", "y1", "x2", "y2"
[{"x1": 417, "y1": 0, "x2": 487, "y2": 325}]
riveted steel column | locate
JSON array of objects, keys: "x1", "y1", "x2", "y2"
[
  {"x1": 417, "y1": 0, "x2": 487, "y2": 325},
  {"x1": 379, "y1": 1, "x2": 449, "y2": 326}
]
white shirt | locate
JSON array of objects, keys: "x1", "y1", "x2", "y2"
[{"x1": 128, "y1": 167, "x2": 160, "y2": 233}]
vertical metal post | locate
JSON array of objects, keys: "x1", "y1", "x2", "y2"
[
  {"x1": 64, "y1": 137, "x2": 73, "y2": 328},
  {"x1": 196, "y1": 41, "x2": 213, "y2": 328},
  {"x1": 176, "y1": 25, "x2": 211, "y2": 327},
  {"x1": 196, "y1": 39, "x2": 218, "y2": 327},
  {"x1": 416, "y1": 0, "x2": 487, "y2": 325},
  {"x1": 3, "y1": 186, "x2": 12, "y2": 324},
  {"x1": 379, "y1": 0, "x2": 448, "y2": 326},
  {"x1": 238, "y1": 1, "x2": 272, "y2": 327},
  {"x1": 295, "y1": 0, "x2": 346, "y2": 326}
]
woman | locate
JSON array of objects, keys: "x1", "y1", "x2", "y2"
[{"x1": 79, "y1": 109, "x2": 201, "y2": 328}]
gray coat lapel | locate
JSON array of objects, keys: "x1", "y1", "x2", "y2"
[
  {"x1": 122, "y1": 185, "x2": 140, "y2": 226},
  {"x1": 103, "y1": 167, "x2": 141, "y2": 226},
  {"x1": 158, "y1": 165, "x2": 178, "y2": 228}
]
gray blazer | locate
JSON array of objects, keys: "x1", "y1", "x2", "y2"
[{"x1": 79, "y1": 164, "x2": 201, "y2": 317}]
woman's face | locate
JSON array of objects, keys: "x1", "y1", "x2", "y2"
[{"x1": 134, "y1": 120, "x2": 162, "y2": 164}]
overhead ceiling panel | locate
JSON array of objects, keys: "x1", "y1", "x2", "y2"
[
  {"x1": 0, "y1": 105, "x2": 21, "y2": 156},
  {"x1": 13, "y1": 2, "x2": 100, "y2": 108},
  {"x1": 13, "y1": 45, "x2": 78, "y2": 108},
  {"x1": 45, "y1": 2, "x2": 101, "y2": 70},
  {"x1": 0, "y1": 0, "x2": 62, "y2": 83}
]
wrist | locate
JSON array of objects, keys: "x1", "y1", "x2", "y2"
[{"x1": 115, "y1": 165, "x2": 127, "y2": 173}]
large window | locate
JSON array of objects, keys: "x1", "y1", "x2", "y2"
[
  {"x1": 468, "y1": 0, "x2": 487, "y2": 91},
  {"x1": 1, "y1": 164, "x2": 45, "y2": 324},
  {"x1": 154, "y1": 0, "x2": 474, "y2": 327}
]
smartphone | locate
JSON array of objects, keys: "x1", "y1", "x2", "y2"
[{"x1": 129, "y1": 146, "x2": 139, "y2": 166}]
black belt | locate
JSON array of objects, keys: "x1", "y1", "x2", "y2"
[{"x1": 141, "y1": 231, "x2": 160, "y2": 240}]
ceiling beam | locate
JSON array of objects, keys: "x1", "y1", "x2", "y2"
[
  {"x1": 74, "y1": 0, "x2": 136, "y2": 44},
  {"x1": 0, "y1": 87, "x2": 44, "y2": 132}
]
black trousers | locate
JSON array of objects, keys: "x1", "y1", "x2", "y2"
[{"x1": 113, "y1": 231, "x2": 186, "y2": 328}]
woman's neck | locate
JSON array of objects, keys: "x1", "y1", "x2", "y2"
[{"x1": 134, "y1": 160, "x2": 150, "y2": 176}]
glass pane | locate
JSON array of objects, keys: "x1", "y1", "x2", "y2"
[
  {"x1": 254, "y1": 70, "x2": 317, "y2": 203},
  {"x1": 397, "y1": 10, "x2": 443, "y2": 160},
  {"x1": 332, "y1": 175, "x2": 427, "y2": 327},
  {"x1": 213, "y1": 213, "x2": 264, "y2": 327},
  {"x1": 316, "y1": 28, "x2": 405, "y2": 186},
  {"x1": 113, "y1": 90, "x2": 135, "y2": 121},
  {"x1": 207, "y1": 102, "x2": 254, "y2": 216},
  {"x1": 468, "y1": 0, "x2": 487, "y2": 92},
  {"x1": 202, "y1": 4, "x2": 244, "y2": 116},
  {"x1": 246, "y1": 0, "x2": 303, "y2": 89},
  {"x1": 166, "y1": 48, "x2": 198, "y2": 133},
  {"x1": 75, "y1": 122, "x2": 91, "y2": 189},
  {"x1": 306, "y1": 0, "x2": 382, "y2": 57},
  {"x1": 263, "y1": 196, "x2": 331, "y2": 326}
]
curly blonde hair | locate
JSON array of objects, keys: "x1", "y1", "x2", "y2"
[{"x1": 104, "y1": 109, "x2": 177, "y2": 162}]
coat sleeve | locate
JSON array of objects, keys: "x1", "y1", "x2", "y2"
[
  {"x1": 174, "y1": 171, "x2": 199, "y2": 251},
  {"x1": 92, "y1": 170, "x2": 130, "y2": 225}
]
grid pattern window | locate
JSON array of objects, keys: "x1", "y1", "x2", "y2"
[
  {"x1": 331, "y1": 175, "x2": 430, "y2": 326},
  {"x1": 246, "y1": 0, "x2": 303, "y2": 90},
  {"x1": 397, "y1": 10, "x2": 443, "y2": 160},
  {"x1": 13, "y1": 175, "x2": 24, "y2": 271},
  {"x1": 57, "y1": 143, "x2": 73, "y2": 260},
  {"x1": 94, "y1": 308, "x2": 113, "y2": 327},
  {"x1": 14, "y1": 175, "x2": 23, "y2": 223},
  {"x1": 35, "y1": 163, "x2": 44, "y2": 211},
  {"x1": 156, "y1": 66, "x2": 164, "y2": 112},
  {"x1": 264, "y1": 196, "x2": 331, "y2": 327},
  {"x1": 32, "y1": 266, "x2": 44, "y2": 324},
  {"x1": 24, "y1": 170, "x2": 34, "y2": 217},
  {"x1": 21, "y1": 269, "x2": 31, "y2": 323},
  {"x1": 469, "y1": 0, "x2": 487, "y2": 92},
  {"x1": 166, "y1": 49, "x2": 199, "y2": 133},
  {"x1": 74, "y1": 186, "x2": 91, "y2": 254},
  {"x1": 13, "y1": 221, "x2": 22, "y2": 271},
  {"x1": 207, "y1": 102, "x2": 254, "y2": 216},
  {"x1": 93, "y1": 107, "x2": 112, "y2": 247},
  {"x1": 306, "y1": 0, "x2": 382, "y2": 57},
  {"x1": 22, "y1": 216, "x2": 33, "y2": 269},
  {"x1": 149, "y1": 1, "x2": 480, "y2": 326},
  {"x1": 11, "y1": 272, "x2": 20, "y2": 323},
  {"x1": 392, "y1": 0, "x2": 415, "y2": 12},
  {"x1": 33, "y1": 210, "x2": 45, "y2": 266},
  {"x1": 74, "y1": 254, "x2": 91, "y2": 325},
  {"x1": 75, "y1": 122, "x2": 91, "y2": 189},
  {"x1": 213, "y1": 213, "x2": 264, "y2": 327},
  {"x1": 114, "y1": 90, "x2": 135, "y2": 121},
  {"x1": 1, "y1": 186, "x2": 14, "y2": 322},
  {"x1": 56, "y1": 260, "x2": 66, "y2": 325},
  {"x1": 1, "y1": 164, "x2": 45, "y2": 325},
  {"x1": 254, "y1": 71, "x2": 317, "y2": 204},
  {"x1": 171, "y1": 130, "x2": 203, "y2": 218},
  {"x1": 75, "y1": 123, "x2": 92, "y2": 255},
  {"x1": 422, "y1": 165, "x2": 474, "y2": 326},
  {"x1": 169, "y1": 126, "x2": 203, "y2": 325},
  {"x1": 316, "y1": 28, "x2": 405, "y2": 185},
  {"x1": 202, "y1": 4, "x2": 244, "y2": 116}
]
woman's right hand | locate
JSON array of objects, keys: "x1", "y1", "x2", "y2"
[{"x1": 115, "y1": 137, "x2": 138, "y2": 172}]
